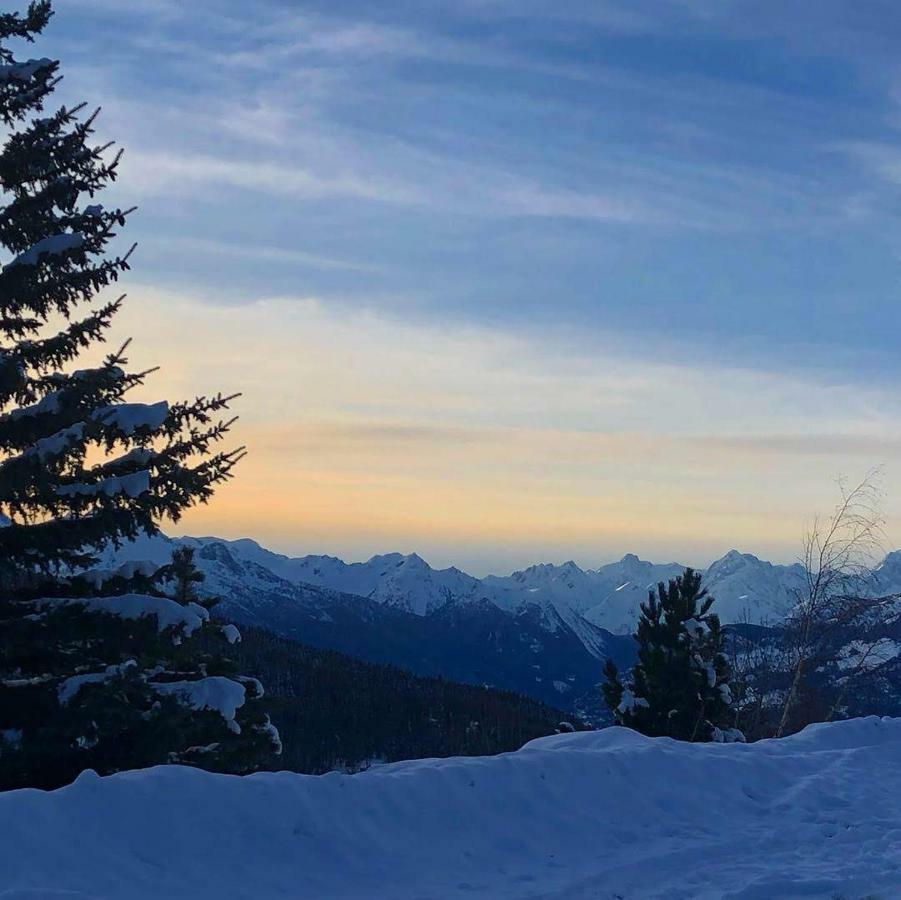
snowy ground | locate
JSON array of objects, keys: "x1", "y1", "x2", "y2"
[{"x1": 3, "y1": 718, "x2": 901, "y2": 899}]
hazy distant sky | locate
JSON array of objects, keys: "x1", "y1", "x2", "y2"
[{"x1": 35, "y1": 0, "x2": 901, "y2": 573}]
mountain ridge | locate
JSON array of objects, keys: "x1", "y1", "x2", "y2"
[
  {"x1": 95, "y1": 533, "x2": 901, "y2": 717},
  {"x1": 99, "y1": 532, "x2": 901, "y2": 633},
  {"x1": 95, "y1": 533, "x2": 635, "y2": 715}
]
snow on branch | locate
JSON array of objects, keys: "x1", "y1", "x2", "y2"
[
  {"x1": 56, "y1": 469, "x2": 151, "y2": 499},
  {"x1": 100, "y1": 447, "x2": 156, "y2": 472},
  {"x1": 152, "y1": 676, "x2": 247, "y2": 733},
  {"x1": 38, "y1": 593, "x2": 207, "y2": 636},
  {"x1": 257, "y1": 715, "x2": 282, "y2": 754},
  {"x1": 6, "y1": 388, "x2": 62, "y2": 420},
  {"x1": 21, "y1": 422, "x2": 84, "y2": 460},
  {"x1": 78, "y1": 559, "x2": 159, "y2": 590},
  {"x1": 58, "y1": 659, "x2": 137, "y2": 705},
  {"x1": 0, "y1": 58, "x2": 54, "y2": 82},
  {"x1": 5, "y1": 232, "x2": 83, "y2": 269},
  {"x1": 91, "y1": 401, "x2": 168, "y2": 435},
  {"x1": 616, "y1": 687, "x2": 649, "y2": 716},
  {"x1": 237, "y1": 675, "x2": 264, "y2": 699},
  {"x1": 682, "y1": 618, "x2": 710, "y2": 641}
]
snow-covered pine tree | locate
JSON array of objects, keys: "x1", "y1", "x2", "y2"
[
  {"x1": 0, "y1": 2, "x2": 279, "y2": 790},
  {"x1": 602, "y1": 568, "x2": 744, "y2": 743}
]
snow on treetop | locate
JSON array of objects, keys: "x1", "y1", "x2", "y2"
[
  {"x1": 91, "y1": 401, "x2": 169, "y2": 435},
  {"x1": 5, "y1": 233, "x2": 83, "y2": 269},
  {"x1": 38, "y1": 593, "x2": 206, "y2": 636}
]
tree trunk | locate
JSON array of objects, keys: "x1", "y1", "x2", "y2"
[
  {"x1": 689, "y1": 696, "x2": 708, "y2": 742},
  {"x1": 776, "y1": 657, "x2": 805, "y2": 738}
]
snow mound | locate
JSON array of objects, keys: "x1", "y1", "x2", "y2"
[{"x1": 3, "y1": 717, "x2": 901, "y2": 899}]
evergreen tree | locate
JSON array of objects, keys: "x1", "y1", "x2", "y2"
[
  {"x1": 602, "y1": 568, "x2": 744, "y2": 743},
  {"x1": 0, "y1": 2, "x2": 278, "y2": 790},
  {"x1": 156, "y1": 545, "x2": 207, "y2": 607}
]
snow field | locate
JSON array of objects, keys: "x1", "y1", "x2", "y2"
[{"x1": 2, "y1": 717, "x2": 901, "y2": 898}]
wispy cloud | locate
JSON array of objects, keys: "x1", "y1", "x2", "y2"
[
  {"x1": 122, "y1": 149, "x2": 420, "y2": 205},
  {"x1": 692, "y1": 434, "x2": 901, "y2": 458},
  {"x1": 839, "y1": 141, "x2": 901, "y2": 185},
  {"x1": 138, "y1": 236, "x2": 383, "y2": 274},
  {"x1": 56, "y1": 3, "x2": 849, "y2": 233}
]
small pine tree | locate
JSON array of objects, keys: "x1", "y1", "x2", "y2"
[
  {"x1": 157, "y1": 545, "x2": 207, "y2": 606},
  {"x1": 602, "y1": 568, "x2": 744, "y2": 743},
  {"x1": 0, "y1": 3, "x2": 278, "y2": 789}
]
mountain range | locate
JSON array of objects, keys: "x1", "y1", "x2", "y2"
[{"x1": 95, "y1": 534, "x2": 901, "y2": 717}]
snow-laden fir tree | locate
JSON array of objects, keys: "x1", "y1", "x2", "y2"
[
  {"x1": 602, "y1": 568, "x2": 744, "y2": 743},
  {"x1": 0, "y1": 2, "x2": 279, "y2": 790}
]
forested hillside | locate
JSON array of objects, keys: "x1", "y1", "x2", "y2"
[{"x1": 218, "y1": 626, "x2": 581, "y2": 773}]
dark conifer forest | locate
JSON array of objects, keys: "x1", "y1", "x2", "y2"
[{"x1": 218, "y1": 625, "x2": 581, "y2": 774}]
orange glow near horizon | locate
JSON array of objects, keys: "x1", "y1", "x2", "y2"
[{"x1": 99, "y1": 284, "x2": 901, "y2": 574}]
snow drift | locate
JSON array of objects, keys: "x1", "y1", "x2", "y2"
[{"x1": 3, "y1": 717, "x2": 901, "y2": 899}]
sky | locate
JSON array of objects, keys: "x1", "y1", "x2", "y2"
[{"x1": 27, "y1": 0, "x2": 901, "y2": 574}]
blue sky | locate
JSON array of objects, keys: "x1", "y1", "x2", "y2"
[{"x1": 29, "y1": 0, "x2": 901, "y2": 573}]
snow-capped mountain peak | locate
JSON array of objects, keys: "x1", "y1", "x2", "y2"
[
  {"x1": 97, "y1": 531, "x2": 901, "y2": 652},
  {"x1": 702, "y1": 549, "x2": 806, "y2": 624}
]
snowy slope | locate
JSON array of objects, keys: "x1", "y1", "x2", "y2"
[
  {"x1": 580, "y1": 554, "x2": 688, "y2": 633},
  {"x1": 484, "y1": 559, "x2": 606, "y2": 613},
  {"x1": 498, "y1": 551, "x2": 810, "y2": 633},
  {"x1": 873, "y1": 550, "x2": 901, "y2": 597},
  {"x1": 4, "y1": 717, "x2": 901, "y2": 899},
  {"x1": 701, "y1": 549, "x2": 807, "y2": 624}
]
